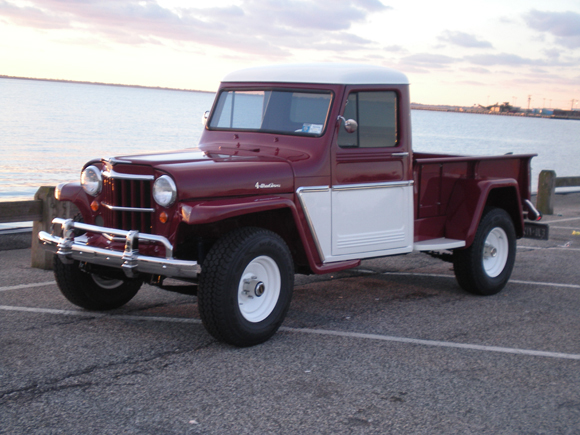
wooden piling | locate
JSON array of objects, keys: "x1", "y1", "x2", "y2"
[
  {"x1": 536, "y1": 170, "x2": 556, "y2": 215},
  {"x1": 30, "y1": 186, "x2": 78, "y2": 270}
]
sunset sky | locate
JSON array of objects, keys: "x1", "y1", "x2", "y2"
[{"x1": 1, "y1": 0, "x2": 579, "y2": 109}]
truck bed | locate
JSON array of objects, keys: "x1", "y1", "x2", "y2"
[{"x1": 412, "y1": 152, "x2": 536, "y2": 246}]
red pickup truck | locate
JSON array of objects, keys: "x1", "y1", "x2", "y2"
[{"x1": 40, "y1": 64, "x2": 546, "y2": 346}]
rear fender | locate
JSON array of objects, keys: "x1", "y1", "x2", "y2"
[{"x1": 445, "y1": 179, "x2": 523, "y2": 247}]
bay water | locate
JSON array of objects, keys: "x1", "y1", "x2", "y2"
[{"x1": 2, "y1": 77, "x2": 579, "y2": 205}]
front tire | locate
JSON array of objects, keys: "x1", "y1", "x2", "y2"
[
  {"x1": 453, "y1": 207, "x2": 516, "y2": 296},
  {"x1": 53, "y1": 256, "x2": 142, "y2": 310},
  {"x1": 198, "y1": 227, "x2": 294, "y2": 347}
]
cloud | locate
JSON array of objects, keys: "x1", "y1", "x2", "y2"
[
  {"x1": 0, "y1": 0, "x2": 70, "y2": 29},
  {"x1": 465, "y1": 53, "x2": 547, "y2": 67},
  {"x1": 439, "y1": 31, "x2": 493, "y2": 49},
  {"x1": 400, "y1": 53, "x2": 457, "y2": 68},
  {"x1": 0, "y1": 0, "x2": 391, "y2": 57},
  {"x1": 461, "y1": 67, "x2": 492, "y2": 74},
  {"x1": 525, "y1": 10, "x2": 580, "y2": 49}
]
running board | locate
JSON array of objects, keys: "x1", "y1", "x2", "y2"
[{"x1": 413, "y1": 238, "x2": 466, "y2": 251}]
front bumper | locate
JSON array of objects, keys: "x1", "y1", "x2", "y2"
[{"x1": 39, "y1": 218, "x2": 200, "y2": 279}]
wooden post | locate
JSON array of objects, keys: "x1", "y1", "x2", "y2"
[
  {"x1": 31, "y1": 186, "x2": 78, "y2": 270},
  {"x1": 536, "y1": 170, "x2": 556, "y2": 215}
]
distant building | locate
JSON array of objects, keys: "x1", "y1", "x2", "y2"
[
  {"x1": 553, "y1": 109, "x2": 580, "y2": 119},
  {"x1": 485, "y1": 102, "x2": 517, "y2": 113}
]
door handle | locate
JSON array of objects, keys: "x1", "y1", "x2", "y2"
[{"x1": 391, "y1": 152, "x2": 409, "y2": 157}]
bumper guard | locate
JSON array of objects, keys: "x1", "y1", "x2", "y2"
[{"x1": 38, "y1": 218, "x2": 200, "y2": 279}]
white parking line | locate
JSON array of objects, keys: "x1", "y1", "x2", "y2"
[
  {"x1": 279, "y1": 327, "x2": 580, "y2": 361},
  {"x1": 382, "y1": 272, "x2": 580, "y2": 289},
  {"x1": 517, "y1": 245, "x2": 580, "y2": 252},
  {"x1": 0, "y1": 305, "x2": 202, "y2": 324},
  {"x1": 0, "y1": 281, "x2": 56, "y2": 292},
  {"x1": 1, "y1": 304, "x2": 579, "y2": 361},
  {"x1": 547, "y1": 216, "x2": 580, "y2": 224}
]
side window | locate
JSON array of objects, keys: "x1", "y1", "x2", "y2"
[{"x1": 338, "y1": 91, "x2": 398, "y2": 148}]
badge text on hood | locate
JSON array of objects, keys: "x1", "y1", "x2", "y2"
[{"x1": 255, "y1": 182, "x2": 282, "y2": 189}]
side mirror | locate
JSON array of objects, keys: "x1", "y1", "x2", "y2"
[
  {"x1": 337, "y1": 115, "x2": 358, "y2": 133},
  {"x1": 202, "y1": 110, "x2": 210, "y2": 125}
]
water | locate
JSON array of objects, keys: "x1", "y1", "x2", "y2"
[
  {"x1": 0, "y1": 78, "x2": 215, "y2": 202},
  {"x1": 411, "y1": 110, "x2": 580, "y2": 187},
  {"x1": 1, "y1": 78, "x2": 579, "y2": 205}
]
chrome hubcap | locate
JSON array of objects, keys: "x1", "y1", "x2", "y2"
[
  {"x1": 482, "y1": 227, "x2": 509, "y2": 278},
  {"x1": 238, "y1": 256, "x2": 281, "y2": 323}
]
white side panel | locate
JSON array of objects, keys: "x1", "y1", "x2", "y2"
[
  {"x1": 296, "y1": 187, "x2": 332, "y2": 262},
  {"x1": 329, "y1": 184, "x2": 414, "y2": 261},
  {"x1": 297, "y1": 184, "x2": 414, "y2": 264}
]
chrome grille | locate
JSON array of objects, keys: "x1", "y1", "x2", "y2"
[{"x1": 102, "y1": 170, "x2": 154, "y2": 233}]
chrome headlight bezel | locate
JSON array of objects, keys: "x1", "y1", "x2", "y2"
[
  {"x1": 81, "y1": 165, "x2": 103, "y2": 196},
  {"x1": 153, "y1": 175, "x2": 177, "y2": 207}
]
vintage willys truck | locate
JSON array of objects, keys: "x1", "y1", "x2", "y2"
[{"x1": 39, "y1": 64, "x2": 545, "y2": 346}]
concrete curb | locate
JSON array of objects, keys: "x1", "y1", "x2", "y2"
[{"x1": 0, "y1": 228, "x2": 32, "y2": 251}]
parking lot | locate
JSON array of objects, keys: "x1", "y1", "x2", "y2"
[{"x1": 1, "y1": 194, "x2": 579, "y2": 434}]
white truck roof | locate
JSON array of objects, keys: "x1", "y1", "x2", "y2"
[{"x1": 222, "y1": 63, "x2": 409, "y2": 85}]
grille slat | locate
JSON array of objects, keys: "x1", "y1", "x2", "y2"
[{"x1": 102, "y1": 174, "x2": 153, "y2": 234}]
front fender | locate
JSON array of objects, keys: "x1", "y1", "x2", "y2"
[
  {"x1": 179, "y1": 195, "x2": 296, "y2": 225},
  {"x1": 178, "y1": 195, "x2": 360, "y2": 275},
  {"x1": 55, "y1": 182, "x2": 92, "y2": 219}
]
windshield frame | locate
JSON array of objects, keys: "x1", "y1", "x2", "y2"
[{"x1": 207, "y1": 87, "x2": 335, "y2": 137}]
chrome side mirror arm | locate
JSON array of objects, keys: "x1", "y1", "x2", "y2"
[{"x1": 337, "y1": 115, "x2": 358, "y2": 133}]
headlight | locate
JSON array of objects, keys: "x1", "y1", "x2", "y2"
[
  {"x1": 81, "y1": 165, "x2": 102, "y2": 196},
  {"x1": 153, "y1": 175, "x2": 177, "y2": 207}
]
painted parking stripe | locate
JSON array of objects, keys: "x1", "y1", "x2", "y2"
[
  {"x1": 382, "y1": 272, "x2": 580, "y2": 289},
  {"x1": 2, "y1": 271, "x2": 579, "y2": 293},
  {"x1": 546, "y1": 216, "x2": 580, "y2": 223},
  {"x1": 1, "y1": 304, "x2": 579, "y2": 361},
  {"x1": 278, "y1": 327, "x2": 580, "y2": 361},
  {"x1": 0, "y1": 305, "x2": 202, "y2": 324},
  {"x1": 0, "y1": 281, "x2": 56, "y2": 292}
]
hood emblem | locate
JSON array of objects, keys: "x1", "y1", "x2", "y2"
[{"x1": 255, "y1": 182, "x2": 281, "y2": 189}]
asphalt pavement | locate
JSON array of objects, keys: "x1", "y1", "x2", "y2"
[{"x1": 1, "y1": 193, "x2": 579, "y2": 434}]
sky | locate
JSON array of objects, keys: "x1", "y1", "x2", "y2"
[{"x1": 1, "y1": 0, "x2": 579, "y2": 109}]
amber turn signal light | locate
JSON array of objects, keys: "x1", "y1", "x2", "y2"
[
  {"x1": 159, "y1": 211, "x2": 168, "y2": 224},
  {"x1": 90, "y1": 200, "x2": 100, "y2": 212}
]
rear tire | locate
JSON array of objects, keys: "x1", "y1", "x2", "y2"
[
  {"x1": 453, "y1": 207, "x2": 516, "y2": 296},
  {"x1": 53, "y1": 256, "x2": 142, "y2": 310},
  {"x1": 198, "y1": 227, "x2": 294, "y2": 347}
]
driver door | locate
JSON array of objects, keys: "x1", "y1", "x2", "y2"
[{"x1": 329, "y1": 89, "x2": 414, "y2": 261}]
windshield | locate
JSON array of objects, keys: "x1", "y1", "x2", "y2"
[{"x1": 209, "y1": 89, "x2": 333, "y2": 136}]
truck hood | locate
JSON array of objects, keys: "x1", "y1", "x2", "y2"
[{"x1": 109, "y1": 148, "x2": 294, "y2": 201}]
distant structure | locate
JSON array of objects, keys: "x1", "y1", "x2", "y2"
[
  {"x1": 553, "y1": 109, "x2": 580, "y2": 119},
  {"x1": 410, "y1": 102, "x2": 580, "y2": 120},
  {"x1": 478, "y1": 102, "x2": 518, "y2": 113}
]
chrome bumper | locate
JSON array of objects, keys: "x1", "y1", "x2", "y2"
[{"x1": 38, "y1": 218, "x2": 200, "y2": 279}]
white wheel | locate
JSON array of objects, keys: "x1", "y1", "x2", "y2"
[
  {"x1": 453, "y1": 207, "x2": 517, "y2": 296},
  {"x1": 53, "y1": 257, "x2": 141, "y2": 310},
  {"x1": 238, "y1": 256, "x2": 281, "y2": 323},
  {"x1": 198, "y1": 227, "x2": 294, "y2": 346},
  {"x1": 91, "y1": 274, "x2": 124, "y2": 290},
  {"x1": 482, "y1": 227, "x2": 509, "y2": 278}
]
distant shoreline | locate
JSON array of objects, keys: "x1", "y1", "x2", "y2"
[
  {"x1": 2, "y1": 75, "x2": 578, "y2": 120},
  {"x1": 0, "y1": 75, "x2": 213, "y2": 94},
  {"x1": 411, "y1": 104, "x2": 580, "y2": 121}
]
